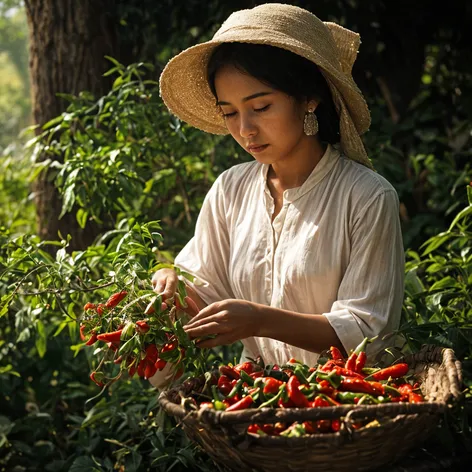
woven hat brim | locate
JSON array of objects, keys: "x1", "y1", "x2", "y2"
[{"x1": 160, "y1": 33, "x2": 373, "y2": 169}]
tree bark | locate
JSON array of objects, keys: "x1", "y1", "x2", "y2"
[{"x1": 24, "y1": 0, "x2": 117, "y2": 250}]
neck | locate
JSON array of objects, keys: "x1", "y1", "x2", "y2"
[{"x1": 269, "y1": 138, "x2": 327, "y2": 190}]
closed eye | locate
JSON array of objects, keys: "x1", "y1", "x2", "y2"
[{"x1": 255, "y1": 105, "x2": 270, "y2": 112}]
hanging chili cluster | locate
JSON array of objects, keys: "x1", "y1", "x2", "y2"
[
  {"x1": 79, "y1": 289, "x2": 198, "y2": 387},
  {"x1": 192, "y1": 338, "x2": 424, "y2": 437}
]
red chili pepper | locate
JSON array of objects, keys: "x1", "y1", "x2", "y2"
[
  {"x1": 355, "y1": 351, "x2": 367, "y2": 373},
  {"x1": 398, "y1": 383, "x2": 413, "y2": 395},
  {"x1": 144, "y1": 362, "x2": 157, "y2": 379},
  {"x1": 345, "y1": 352, "x2": 358, "y2": 372},
  {"x1": 137, "y1": 359, "x2": 148, "y2": 378},
  {"x1": 303, "y1": 421, "x2": 317, "y2": 434},
  {"x1": 262, "y1": 377, "x2": 284, "y2": 395},
  {"x1": 218, "y1": 375, "x2": 233, "y2": 395},
  {"x1": 96, "y1": 304, "x2": 106, "y2": 316},
  {"x1": 135, "y1": 320, "x2": 150, "y2": 333},
  {"x1": 90, "y1": 371, "x2": 103, "y2": 387},
  {"x1": 85, "y1": 332, "x2": 98, "y2": 346},
  {"x1": 154, "y1": 358, "x2": 167, "y2": 371},
  {"x1": 234, "y1": 361, "x2": 261, "y2": 375},
  {"x1": 287, "y1": 375, "x2": 310, "y2": 407},
  {"x1": 408, "y1": 391, "x2": 424, "y2": 403},
  {"x1": 248, "y1": 423, "x2": 275, "y2": 435},
  {"x1": 225, "y1": 395, "x2": 254, "y2": 412},
  {"x1": 161, "y1": 341, "x2": 178, "y2": 353},
  {"x1": 250, "y1": 371, "x2": 264, "y2": 379},
  {"x1": 311, "y1": 396, "x2": 330, "y2": 408},
  {"x1": 278, "y1": 397, "x2": 296, "y2": 408},
  {"x1": 105, "y1": 290, "x2": 128, "y2": 309},
  {"x1": 317, "y1": 380, "x2": 335, "y2": 395},
  {"x1": 219, "y1": 365, "x2": 240, "y2": 380},
  {"x1": 97, "y1": 329, "x2": 123, "y2": 343},
  {"x1": 333, "y1": 366, "x2": 365, "y2": 379},
  {"x1": 320, "y1": 359, "x2": 345, "y2": 372},
  {"x1": 368, "y1": 363, "x2": 409, "y2": 381},
  {"x1": 339, "y1": 378, "x2": 385, "y2": 396},
  {"x1": 330, "y1": 346, "x2": 344, "y2": 361},
  {"x1": 145, "y1": 344, "x2": 159, "y2": 364},
  {"x1": 247, "y1": 424, "x2": 259, "y2": 434},
  {"x1": 331, "y1": 419, "x2": 341, "y2": 432},
  {"x1": 79, "y1": 324, "x2": 87, "y2": 341},
  {"x1": 272, "y1": 364, "x2": 281, "y2": 371},
  {"x1": 346, "y1": 337, "x2": 371, "y2": 371},
  {"x1": 83, "y1": 302, "x2": 96, "y2": 311}
]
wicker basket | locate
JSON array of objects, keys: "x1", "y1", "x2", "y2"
[{"x1": 159, "y1": 345, "x2": 463, "y2": 472}]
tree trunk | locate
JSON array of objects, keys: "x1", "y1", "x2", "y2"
[{"x1": 24, "y1": 0, "x2": 117, "y2": 250}]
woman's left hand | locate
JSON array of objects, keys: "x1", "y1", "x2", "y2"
[{"x1": 183, "y1": 299, "x2": 261, "y2": 348}]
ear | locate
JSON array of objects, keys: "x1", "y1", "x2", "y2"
[{"x1": 306, "y1": 99, "x2": 319, "y2": 113}]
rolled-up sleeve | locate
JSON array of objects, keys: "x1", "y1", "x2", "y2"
[
  {"x1": 323, "y1": 189, "x2": 405, "y2": 355},
  {"x1": 174, "y1": 173, "x2": 235, "y2": 304}
]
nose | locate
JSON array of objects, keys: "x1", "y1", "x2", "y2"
[{"x1": 239, "y1": 113, "x2": 257, "y2": 138}]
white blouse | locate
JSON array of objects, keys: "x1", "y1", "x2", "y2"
[{"x1": 173, "y1": 144, "x2": 405, "y2": 370}]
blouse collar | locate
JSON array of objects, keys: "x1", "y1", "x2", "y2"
[{"x1": 260, "y1": 144, "x2": 341, "y2": 203}]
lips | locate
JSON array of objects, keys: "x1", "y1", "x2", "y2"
[{"x1": 247, "y1": 144, "x2": 269, "y2": 153}]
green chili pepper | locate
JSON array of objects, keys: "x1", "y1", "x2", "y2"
[
  {"x1": 293, "y1": 365, "x2": 310, "y2": 384},
  {"x1": 211, "y1": 385, "x2": 227, "y2": 411},
  {"x1": 226, "y1": 379, "x2": 244, "y2": 398},
  {"x1": 258, "y1": 384, "x2": 286, "y2": 409},
  {"x1": 240, "y1": 370, "x2": 255, "y2": 386},
  {"x1": 280, "y1": 423, "x2": 306, "y2": 438},
  {"x1": 314, "y1": 370, "x2": 342, "y2": 389},
  {"x1": 384, "y1": 385, "x2": 402, "y2": 397},
  {"x1": 336, "y1": 391, "x2": 362, "y2": 404}
]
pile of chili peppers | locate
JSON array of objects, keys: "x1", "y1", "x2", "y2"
[
  {"x1": 194, "y1": 338, "x2": 424, "y2": 437},
  {"x1": 79, "y1": 288, "x2": 201, "y2": 388}
]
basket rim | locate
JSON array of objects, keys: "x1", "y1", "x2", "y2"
[{"x1": 159, "y1": 345, "x2": 462, "y2": 426}]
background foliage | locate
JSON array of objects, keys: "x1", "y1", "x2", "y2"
[{"x1": 0, "y1": 0, "x2": 470, "y2": 470}]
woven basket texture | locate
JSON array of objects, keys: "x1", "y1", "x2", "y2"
[{"x1": 159, "y1": 345, "x2": 463, "y2": 472}]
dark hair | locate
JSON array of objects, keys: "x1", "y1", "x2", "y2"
[{"x1": 207, "y1": 42, "x2": 340, "y2": 144}]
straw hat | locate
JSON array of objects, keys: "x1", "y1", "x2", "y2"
[{"x1": 159, "y1": 3, "x2": 373, "y2": 169}]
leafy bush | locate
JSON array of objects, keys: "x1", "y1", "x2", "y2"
[
  {"x1": 27, "y1": 60, "x2": 248, "y2": 251},
  {"x1": 399, "y1": 185, "x2": 472, "y2": 456}
]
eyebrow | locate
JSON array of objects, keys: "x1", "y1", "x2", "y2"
[{"x1": 216, "y1": 92, "x2": 273, "y2": 106}]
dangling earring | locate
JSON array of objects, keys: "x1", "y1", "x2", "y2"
[{"x1": 303, "y1": 110, "x2": 319, "y2": 136}]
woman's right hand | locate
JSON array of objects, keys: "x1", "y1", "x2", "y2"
[
  {"x1": 151, "y1": 268, "x2": 179, "y2": 305},
  {"x1": 148, "y1": 268, "x2": 203, "y2": 318}
]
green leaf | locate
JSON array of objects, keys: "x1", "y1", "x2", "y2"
[
  {"x1": 430, "y1": 276, "x2": 457, "y2": 291},
  {"x1": 76, "y1": 208, "x2": 89, "y2": 229},
  {"x1": 421, "y1": 232, "x2": 452, "y2": 255},
  {"x1": 448, "y1": 204, "x2": 472, "y2": 230},
  {"x1": 59, "y1": 184, "x2": 76, "y2": 219},
  {"x1": 35, "y1": 319, "x2": 47, "y2": 358}
]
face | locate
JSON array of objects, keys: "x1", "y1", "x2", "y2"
[{"x1": 214, "y1": 65, "x2": 317, "y2": 166}]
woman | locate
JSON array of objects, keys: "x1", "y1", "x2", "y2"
[{"x1": 149, "y1": 3, "x2": 404, "y2": 387}]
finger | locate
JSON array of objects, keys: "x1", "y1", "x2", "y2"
[
  {"x1": 184, "y1": 312, "x2": 219, "y2": 330},
  {"x1": 175, "y1": 296, "x2": 199, "y2": 318},
  {"x1": 184, "y1": 303, "x2": 219, "y2": 326},
  {"x1": 161, "y1": 276, "x2": 178, "y2": 302},
  {"x1": 184, "y1": 296, "x2": 200, "y2": 317},
  {"x1": 185, "y1": 321, "x2": 224, "y2": 339}
]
